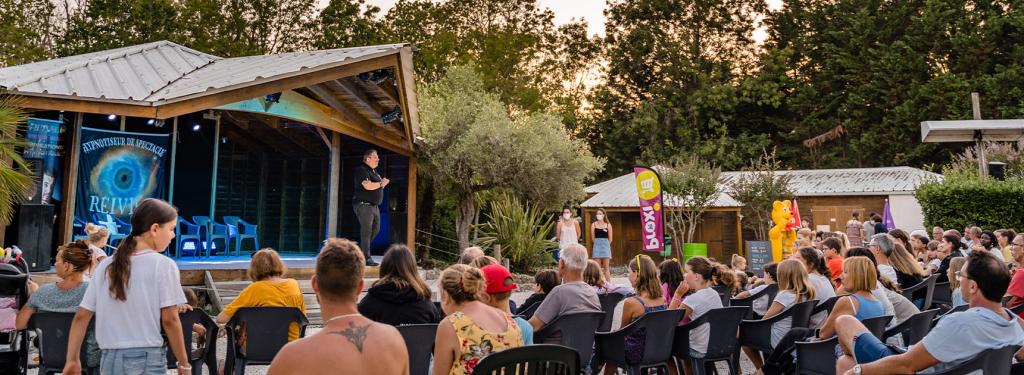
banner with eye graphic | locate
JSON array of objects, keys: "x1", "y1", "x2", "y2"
[{"x1": 75, "y1": 127, "x2": 170, "y2": 222}]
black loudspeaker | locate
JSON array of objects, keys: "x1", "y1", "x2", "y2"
[{"x1": 17, "y1": 204, "x2": 54, "y2": 272}]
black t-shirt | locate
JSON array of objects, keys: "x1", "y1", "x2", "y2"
[{"x1": 353, "y1": 163, "x2": 384, "y2": 205}]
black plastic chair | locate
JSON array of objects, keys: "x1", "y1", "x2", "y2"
[
  {"x1": 397, "y1": 324, "x2": 438, "y2": 375},
  {"x1": 224, "y1": 307, "x2": 308, "y2": 375},
  {"x1": 901, "y1": 274, "x2": 938, "y2": 310},
  {"x1": 711, "y1": 285, "x2": 733, "y2": 307},
  {"x1": 860, "y1": 315, "x2": 893, "y2": 340},
  {"x1": 167, "y1": 309, "x2": 219, "y2": 375},
  {"x1": 672, "y1": 306, "x2": 746, "y2": 375},
  {"x1": 931, "y1": 345, "x2": 1020, "y2": 375},
  {"x1": 472, "y1": 344, "x2": 580, "y2": 375},
  {"x1": 1012, "y1": 362, "x2": 1024, "y2": 375},
  {"x1": 810, "y1": 296, "x2": 840, "y2": 323},
  {"x1": 794, "y1": 335, "x2": 838, "y2": 375},
  {"x1": 533, "y1": 311, "x2": 603, "y2": 366},
  {"x1": 597, "y1": 293, "x2": 625, "y2": 332},
  {"x1": 30, "y1": 312, "x2": 96, "y2": 375},
  {"x1": 593, "y1": 309, "x2": 684, "y2": 375},
  {"x1": 931, "y1": 282, "x2": 952, "y2": 310},
  {"x1": 731, "y1": 284, "x2": 778, "y2": 319},
  {"x1": 517, "y1": 300, "x2": 541, "y2": 319},
  {"x1": 883, "y1": 309, "x2": 940, "y2": 346},
  {"x1": 738, "y1": 299, "x2": 817, "y2": 356},
  {"x1": 932, "y1": 304, "x2": 969, "y2": 328}
]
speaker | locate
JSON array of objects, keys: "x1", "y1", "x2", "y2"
[{"x1": 17, "y1": 204, "x2": 54, "y2": 272}]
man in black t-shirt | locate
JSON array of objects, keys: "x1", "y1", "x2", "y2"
[{"x1": 353, "y1": 149, "x2": 388, "y2": 266}]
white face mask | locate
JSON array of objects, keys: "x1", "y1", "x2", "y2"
[
  {"x1": 563, "y1": 213, "x2": 572, "y2": 220},
  {"x1": 596, "y1": 214, "x2": 604, "y2": 221}
]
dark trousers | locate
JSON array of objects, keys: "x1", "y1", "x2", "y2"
[
  {"x1": 354, "y1": 203, "x2": 380, "y2": 259},
  {"x1": 762, "y1": 327, "x2": 816, "y2": 375}
]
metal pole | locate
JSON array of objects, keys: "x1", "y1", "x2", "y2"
[
  {"x1": 972, "y1": 92, "x2": 988, "y2": 177},
  {"x1": 119, "y1": 116, "x2": 126, "y2": 132},
  {"x1": 209, "y1": 115, "x2": 221, "y2": 218},
  {"x1": 168, "y1": 117, "x2": 178, "y2": 205}
]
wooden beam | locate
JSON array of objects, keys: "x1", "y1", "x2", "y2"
[
  {"x1": 395, "y1": 48, "x2": 421, "y2": 148},
  {"x1": 406, "y1": 157, "x2": 417, "y2": 249},
  {"x1": 314, "y1": 127, "x2": 331, "y2": 148},
  {"x1": 336, "y1": 79, "x2": 406, "y2": 136},
  {"x1": 307, "y1": 84, "x2": 376, "y2": 135},
  {"x1": 328, "y1": 133, "x2": 341, "y2": 238},
  {"x1": 60, "y1": 113, "x2": 83, "y2": 245},
  {"x1": 374, "y1": 79, "x2": 401, "y2": 105},
  {"x1": 255, "y1": 116, "x2": 325, "y2": 156},
  {"x1": 16, "y1": 95, "x2": 157, "y2": 118},
  {"x1": 154, "y1": 55, "x2": 397, "y2": 119}
]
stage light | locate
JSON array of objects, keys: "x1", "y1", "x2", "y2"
[
  {"x1": 381, "y1": 107, "x2": 402, "y2": 124},
  {"x1": 107, "y1": 114, "x2": 117, "y2": 121},
  {"x1": 221, "y1": 137, "x2": 228, "y2": 144},
  {"x1": 192, "y1": 124, "x2": 201, "y2": 132},
  {"x1": 147, "y1": 119, "x2": 155, "y2": 125},
  {"x1": 359, "y1": 69, "x2": 393, "y2": 85},
  {"x1": 264, "y1": 92, "x2": 282, "y2": 103}
]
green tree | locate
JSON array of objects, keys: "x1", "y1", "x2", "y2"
[
  {"x1": 0, "y1": 0, "x2": 57, "y2": 66},
  {"x1": 0, "y1": 97, "x2": 34, "y2": 226},
  {"x1": 660, "y1": 157, "x2": 723, "y2": 246},
  {"x1": 727, "y1": 150, "x2": 794, "y2": 241},
  {"x1": 312, "y1": 0, "x2": 382, "y2": 49},
  {"x1": 417, "y1": 65, "x2": 603, "y2": 248}
]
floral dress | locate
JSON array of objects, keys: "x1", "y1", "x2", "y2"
[{"x1": 447, "y1": 311, "x2": 524, "y2": 375}]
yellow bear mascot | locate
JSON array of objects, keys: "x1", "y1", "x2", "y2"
[{"x1": 769, "y1": 200, "x2": 797, "y2": 262}]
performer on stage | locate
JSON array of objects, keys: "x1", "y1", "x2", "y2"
[{"x1": 354, "y1": 149, "x2": 388, "y2": 266}]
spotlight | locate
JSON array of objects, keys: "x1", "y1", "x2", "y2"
[
  {"x1": 264, "y1": 92, "x2": 282, "y2": 103},
  {"x1": 358, "y1": 69, "x2": 393, "y2": 85},
  {"x1": 107, "y1": 114, "x2": 117, "y2": 121},
  {"x1": 147, "y1": 119, "x2": 155, "y2": 125},
  {"x1": 221, "y1": 137, "x2": 228, "y2": 144},
  {"x1": 192, "y1": 124, "x2": 201, "y2": 132},
  {"x1": 381, "y1": 107, "x2": 403, "y2": 124}
]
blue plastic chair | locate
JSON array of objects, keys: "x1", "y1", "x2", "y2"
[
  {"x1": 92, "y1": 213, "x2": 128, "y2": 246},
  {"x1": 222, "y1": 216, "x2": 258, "y2": 256},
  {"x1": 72, "y1": 217, "x2": 89, "y2": 241},
  {"x1": 192, "y1": 216, "x2": 231, "y2": 256},
  {"x1": 176, "y1": 218, "x2": 205, "y2": 259}
]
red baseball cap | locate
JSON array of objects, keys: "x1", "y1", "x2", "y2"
[{"x1": 481, "y1": 264, "x2": 517, "y2": 293}]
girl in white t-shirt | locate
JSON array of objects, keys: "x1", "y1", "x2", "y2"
[
  {"x1": 742, "y1": 259, "x2": 816, "y2": 372},
  {"x1": 734, "y1": 262, "x2": 778, "y2": 317},
  {"x1": 793, "y1": 247, "x2": 837, "y2": 328},
  {"x1": 669, "y1": 256, "x2": 724, "y2": 375},
  {"x1": 65, "y1": 198, "x2": 191, "y2": 375}
]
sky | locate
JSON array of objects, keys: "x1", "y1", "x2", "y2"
[{"x1": 327, "y1": 0, "x2": 785, "y2": 40}]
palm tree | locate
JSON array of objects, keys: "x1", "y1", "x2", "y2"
[{"x1": 0, "y1": 96, "x2": 34, "y2": 226}]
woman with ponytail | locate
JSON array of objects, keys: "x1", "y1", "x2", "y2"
[
  {"x1": 64, "y1": 198, "x2": 192, "y2": 375},
  {"x1": 669, "y1": 256, "x2": 724, "y2": 375}
]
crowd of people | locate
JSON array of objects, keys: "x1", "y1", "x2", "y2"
[{"x1": 12, "y1": 197, "x2": 1024, "y2": 374}]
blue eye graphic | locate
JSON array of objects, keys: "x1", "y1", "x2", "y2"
[{"x1": 88, "y1": 146, "x2": 160, "y2": 217}]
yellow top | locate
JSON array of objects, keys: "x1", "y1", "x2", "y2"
[
  {"x1": 447, "y1": 311, "x2": 523, "y2": 375},
  {"x1": 223, "y1": 279, "x2": 306, "y2": 341}
]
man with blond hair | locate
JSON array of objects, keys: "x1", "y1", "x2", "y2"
[
  {"x1": 268, "y1": 238, "x2": 409, "y2": 375},
  {"x1": 528, "y1": 244, "x2": 601, "y2": 339}
]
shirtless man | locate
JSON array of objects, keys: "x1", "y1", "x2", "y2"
[{"x1": 268, "y1": 238, "x2": 409, "y2": 375}]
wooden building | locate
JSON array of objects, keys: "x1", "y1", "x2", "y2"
[{"x1": 0, "y1": 41, "x2": 421, "y2": 263}]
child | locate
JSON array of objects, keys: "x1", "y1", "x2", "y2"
[
  {"x1": 182, "y1": 288, "x2": 207, "y2": 359},
  {"x1": 735, "y1": 262, "x2": 778, "y2": 317},
  {"x1": 925, "y1": 240, "x2": 942, "y2": 273},
  {"x1": 948, "y1": 257, "x2": 967, "y2": 307},
  {"x1": 516, "y1": 269, "x2": 559, "y2": 317},
  {"x1": 583, "y1": 260, "x2": 632, "y2": 295},
  {"x1": 481, "y1": 265, "x2": 533, "y2": 345}
]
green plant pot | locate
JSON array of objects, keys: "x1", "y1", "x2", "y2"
[{"x1": 683, "y1": 243, "x2": 708, "y2": 260}]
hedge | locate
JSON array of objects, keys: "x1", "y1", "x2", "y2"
[{"x1": 915, "y1": 177, "x2": 1024, "y2": 232}]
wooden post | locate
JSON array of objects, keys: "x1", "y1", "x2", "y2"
[
  {"x1": 209, "y1": 115, "x2": 220, "y2": 218},
  {"x1": 406, "y1": 157, "x2": 417, "y2": 250},
  {"x1": 972, "y1": 92, "x2": 988, "y2": 176},
  {"x1": 119, "y1": 116, "x2": 126, "y2": 132},
  {"x1": 327, "y1": 132, "x2": 341, "y2": 238},
  {"x1": 61, "y1": 113, "x2": 83, "y2": 244},
  {"x1": 168, "y1": 117, "x2": 178, "y2": 205},
  {"x1": 735, "y1": 208, "x2": 744, "y2": 257}
]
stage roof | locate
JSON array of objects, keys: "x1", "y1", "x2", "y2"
[{"x1": 921, "y1": 119, "x2": 1024, "y2": 142}]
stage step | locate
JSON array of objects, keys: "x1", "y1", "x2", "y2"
[{"x1": 210, "y1": 278, "x2": 383, "y2": 326}]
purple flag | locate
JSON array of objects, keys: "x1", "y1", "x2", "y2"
[{"x1": 883, "y1": 199, "x2": 896, "y2": 231}]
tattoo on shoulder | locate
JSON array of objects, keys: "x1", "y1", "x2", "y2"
[{"x1": 329, "y1": 321, "x2": 373, "y2": 352}]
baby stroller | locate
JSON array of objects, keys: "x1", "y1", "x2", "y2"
[{"x1": 0, "y1": 247, "x2": 31, "y2": 375}]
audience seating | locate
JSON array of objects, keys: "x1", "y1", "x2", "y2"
[
  {"x1": 931, "y1": 282, "x2": 952, "y2": 310},
  {"x1": 883, "y1": 309, "x2": 940, "y2": 346},
  {"x1": 596, "y1": 293, "x2": 625, "y2": 332},
  {"x1": 710, "y1": 285, "x2": 733, "y2": 307},
  {"x1": 222, "y1": 216, "x2": 259, "y2": 255},
  {"x1": 593, "y1": 309, "x2": 683, "y2": 375},
  {"x1": 167, "y1": 309, "x2": 219, "y2": 375},
  {"x1": 810, "y1": 296, "x2": 840, "y2": 318},
  {"x1": 472, "y1": 344, "x2": 579, "y2": 375},
  {"x1": 532, "y1": 311, "x2": 603, "y2": 368},
  {"x1": 397, "y1": 324, "x2": 438, "y2": 375},
  {"x1": 30, "y1": 312, "x2": 97, "y2": 375},
  {"x1": 224, "y1": 307, "x2": 308, "y2": 375},
  {"x1": 738, "y1": 299, "x2": 817, "y2": 358},
  {"x1": 671, "y1": 306, "x2": 746, "y2": 375},
  {"x1": 192, "y1": 216, "x2": 232, "y2": 256},
  {"x1": 932, "y1": 304, "x2": 969, "y2": 328},
  {"x1": 931, "y1": 345, "x2": 1021, "y2": 375},
  {"x1": 901, "y1": 274, "x2": 939, "y2": 310},
  {"x1": 794, "y1": 315, "x2": 891, "y2": 375},
  {"x1": 730, "y1": 284, "x2": 778, "y2": 319}
]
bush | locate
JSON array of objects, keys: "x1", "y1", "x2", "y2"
[
  {"x1": 474, "y1": 194, "x2": 556, "y2": 272},
  {"x1": 914, "y1": 176, "x2": 1024, "y2": 231}
]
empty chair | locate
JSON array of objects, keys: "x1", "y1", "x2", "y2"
[
  {"x1": 30, "y1": 312, "x2": 97, "y2": 375},
  {"x1": 860, "y1": 315, "x2": 893, "y2": 340},
  {"x1": 711, "y1": 285, "x2": 732, "y2": 306},
  {"x1": 167, "y1": 309, "x2": 219, "y2": 375},
  {"x1": 533, "y1": 312, "x2": 603, "y2": 367},
  {"x1": 597, "y1": 293, "x2": 625, "y2": 332},
  {"x1": 397, "y1": 324, "x2": 438, "y2": 375},
  {"x1": 795, "y1": 336, "x2": 839, "y2": 375},
  {"x1": 224, "y1": 307, "x2": 308, "y2": 375},
  {"x1": 672, "y1": 306, "x2": 746, "y2": 375},
  {"x1": 931, "y1": 282, "x2": 952, "y2": 309},
  {"x1": 738, "y1": 299, "x2": 817, "y2": 357},
  {"x1": 222, "y1": 216, "x2": 259, "y2": 255},
  {"x1": 472, "y1": 344, "x2": 580, "y2": 375},
  {"x1": 931, "y1": 345, "x2": 1021, "y2": 375},
  {"x1": 593, "y1": 309, "x2": 683, "y2": 375},
  {"x1": 193, "y1": 216, "x2": 232, "y2": 255},
  {"x1": 176, "y1": 217, "x2": 205, "y2": 259},
  {"x1": 901, "y1": 274, "x2": 939, "y2": 310},
  {"x1": 883, "y1": 309, "x2": 940, "y2": 346},
  {"x1": 92, "y1": 213, "x2": 128, "y2": 246},
  {"x1": 731, "y1": 284, "x2": 778, "y2": 319}
]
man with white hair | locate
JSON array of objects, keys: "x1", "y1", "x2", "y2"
[{"x1": 528, "y1": 244, "x2": 601, "y2": 339}]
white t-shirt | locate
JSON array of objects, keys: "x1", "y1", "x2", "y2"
[
  {"x1": 80, "y1": 251, "x2": 186, "y2": 349},
  {"x1": 919, "y1": 307, "x2": 1024, "y2": 374},
  {"x1": 989, "y1": 247, "x2": 1006, "y2": 262},
  {"x1": 682, "y1": 287, "x2": 723, "y2": 354},
  {"x1": 877, "y1": 264, "x2": 898, "y2": 282},
  {"x1": 808, "y1": 273, "x2": 837, "y2": 328},
  {"x1": 769, "y1": 290, "x2": 798, "y2": 348},
  {"x1": 748, "y1": 284, "x2": 771, "y2": 316}
]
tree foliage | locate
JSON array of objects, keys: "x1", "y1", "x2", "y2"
[
  {"x1": 660, "y1": 157, "x2": 723, "y2": 245},
  {"x1": 0, "y1": 96, "x2": 34, "y2": 225},
  {"x1": 727, "y1": 150, "x2": 794, "y2": 241},
  {"x1": 474, "y1": 194, "x2": 556, "y2": 272}
]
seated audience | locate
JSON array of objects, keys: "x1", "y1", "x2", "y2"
[
  {"x1": 1004, "y1": 234, "x2": 1024, "y2": 316},
  {"x1": 735, "y1": 262, "x2": 778, "y2": 317},
  {"x1": 998, "y1": 229, "x2": 1017, "y2": 266},
  {"x1": 457, "y1": 246, "x2": 485, "y2": 265},
  {"x1": 16, "y1": 241, "x2": 100, "y2": 369},
  {"x1": 973, "y1": 230, "x2": 1006, "y2": 262},
  {"x1": 516, "y1": 269, "x2": 560, "y2": 317},
  {"x1": 835, "y1": 251, "x2": 1024, "y2": 374},
  {"x1": 823, "y1": 238, "x2": 844, "y2": 286},
  {"x1": 603, "y1": 255, "x2": 666, "y2": 375},
  {"x1": 908, "y1": 231, "x2": 930, "y2": 264},
  {"x1": 528, "y1": 244, "x2": 601, "y2": 336},
  {"x1": 469, "y1": 255, "x2": 498, "y2": 269},
  {"x1": 433, "y1": 264, "x2": 523, "y2": 375},
  {"x1": 741, "y1": 259, "x2": 815, "y2": 370},
  {"x1": 924, "y1": 240, "x2": 942, "y2": 273},
  {"x1": 217, "y1": 248, "x2": 306, "y2": 341},
  {"x1": 267, "y1": 238, "x2": 408, "y2": 375},
  {"x1": 669, "y1": 256, "x2": 725, "y2": 373},
  {"x1": 481, "y1": 264, "x2": 533, "y2": 345},
  {"x1": 359, "y1": 244, "x2": 441, "y2": 325},
  {"x1": 948, "y1": 257, "x2": 967, "y2": 307},
  {"x1": 583, "y1": 259, "x2": 632, "y2": 295},
  {"x1": 659, "y1": 259, "x2": 685, "y2": 307},
  {"x1": 793, "y1": 247, "x2": 837, "y2": 328},
  {"x1": 936, "y1": 233, "x2": 967, "y2": 283},
  {"x1": 842, "y1": 247, "x2": 916, "y2": 328}
]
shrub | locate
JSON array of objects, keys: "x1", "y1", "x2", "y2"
[
  {"x1": 914, "y1": 175, "x2": 1024, "y2": 231},
  {"x1": 474, "y1": 194, "x2": 556, "y2": 272}
]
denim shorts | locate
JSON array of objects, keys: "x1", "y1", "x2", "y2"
[
  {"x1": 100, "y1": 347, "x2": 167, "y2": 375},
  {"x1": 853, "y1": 332, "x2": 896, "y2": 364}
]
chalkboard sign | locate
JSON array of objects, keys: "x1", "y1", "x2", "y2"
[{"x1": 747, "y1": 241, "x2": 772, "y2": 277}]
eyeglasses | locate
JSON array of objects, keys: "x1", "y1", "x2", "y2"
[
  {"x1": 1012, "y1": 242, "x2": 1024, "y2": 247},
  {"x1": 955, "y1": 271, "x2": 972, "y2": 281}
]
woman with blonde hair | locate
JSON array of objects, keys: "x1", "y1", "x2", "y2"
[
  {"x1": 433, "y1": 264, "x2": 522, "y2": 375},
  {"x1": 83, "y1": 223, "x2": 110, "y2": 275},
  {"x1": 216, "y1": 248, "x2": 305, "y2": 341},
  {"x1": 583, "y1": 259, "x2": 631, "y2": 295},
  {"x1": 742, "y1": 259, "x2": 816, "y2": 371},
  {"x1": 947, "y1": 257, "x2": 967, "y2": 306},
  {"x1": 590, "y1": 208, "x2": 613, "y2": 282}
]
